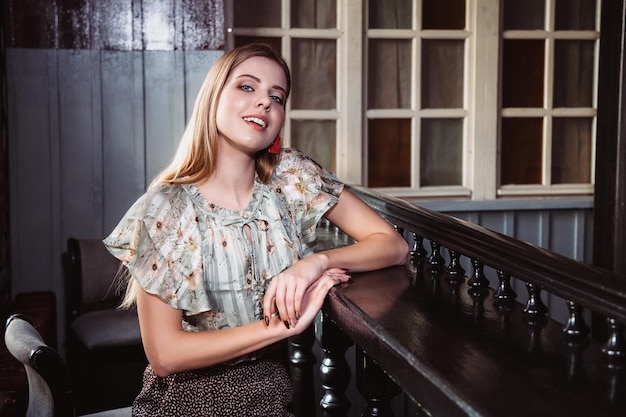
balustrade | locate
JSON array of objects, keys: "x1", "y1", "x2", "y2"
[{"x1": 290, "y1": 185, "x2": 626, "y2": 417}]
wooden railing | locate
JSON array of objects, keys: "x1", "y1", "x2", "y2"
[{"x1": 289, "y1": 185, "x2": 626, "y2": 417}]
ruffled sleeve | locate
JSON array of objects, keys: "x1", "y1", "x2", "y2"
[
  {"x1": 272, "y1": 148, "x2": 345, "y2": 244},
  {"x1": 103, "y1": 184, "x2": 210, "y2": 316}
]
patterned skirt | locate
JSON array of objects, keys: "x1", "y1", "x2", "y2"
[{"x1": 132, "y1": 358, "x2": 295, "y2": 417}]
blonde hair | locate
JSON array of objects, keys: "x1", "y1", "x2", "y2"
[
  {"x1": 152, "y1": 42, "x2": 291, "y2": 187},
  {"x1": 119, "y1": 43, "x2": 292, "y2": 308}
]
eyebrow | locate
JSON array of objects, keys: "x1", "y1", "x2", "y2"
[{"x1": 237, "y1": 74, "x2": 287, "y2": 96}]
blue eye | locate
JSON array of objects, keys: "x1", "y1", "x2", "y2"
[
  {"x1": 270, "y1": 95, "x2": 284, "y2": 105},
  {"x1": 240, "y1": 84, "x2": 253, "y2": 92}
]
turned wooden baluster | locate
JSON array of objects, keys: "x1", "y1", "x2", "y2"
[
  {"x1": 426, "y1": 241, "x2": 444, "y2": 293},
  {"x1": 468, "y1": 259, "x2": 489, "y2": 289},
  {"x1": 493, "y1": 271, "x2": 516, "y2": 336},
  {"x1": 601, "y1": 318, "x2": 626, "y2": 403},
  {"x1": 356, "y1": 347, "x2": 401, "y2": 417},
  {"x1": 601, "y1": 318, "x2": 626, "y2": 359},
  {"x1": 565, "y1": 337, "x2": 589, "y2": 383},
  {"x1": 317, "y1": 313, "x2": 353, "y2": 416},
  {"x1": 445, "y1": 249, "x2": 465, "y2": 285},
  {"x1": 561, "y1": 301, "x2": 590, "y2": 382},
  {"x1": 427, "y1": 240, "x2": 445, "y2": 274},
  {"x1": 523, "y1": 283, "x2": 548, "y2": 316},
  {"x1": 494, "y1": 270, "x2": 517, "y2": 302},
  {"x1": 523, "y1": 283, "x2": 548, "y2": 355},
  {"x1": 289, "y1": 324, "x2": 317, "y2": 417},
  {"x1": 562, "y1": 300, "x2": 590, "y2": 337},
  {"x1": 606, "y1": 360, "x2": 626, "y2": 404},
  {"x1": 467, "y1": 259, "x2": 489, "y2": 317},
  {"x1": 409, "y1": 232, "x2": 427, "y2": 284}
]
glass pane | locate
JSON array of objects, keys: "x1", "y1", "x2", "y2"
[
  {"x1": 422, "y1": 40, "x2": 464, "y2": 109},
  {"x1": 555, "y1": 0, "x2": 597, "y2": 30},
  {"x1": 291, "y1": 39, "x2": 336, "y2": 110},
  {"x1": 503, "y1": 0, "x2": 545, "y2": 30},
  {"x1": 502, "y1": 40, "x2": 545, "y2": 108},
  {"x1": 422, "y1": 0, "x2": 465, "y2": 30},
  {"x1": 554, "y1": 40, "x2": 594, "y2": 107},
  {"x1": 368, "y1": 119, "x2": 411, "y2": 187},
  {"x1": 234, "y1": 0, "x2": 281, "y2": 28},
  {"x1": 420, "y1": 119, "x2": 463, "y2": 186},
  {"x1": 552, "y1": 118, "x2": 592, "y2": 184},
  {"x1": 501, "y1": 118, "x2": 543, "y2": 185},
  {"x1": 292, "y1": 0, "x2": 336, "y2": 29},
  {"x1": 291, "y1": 120, "x2": 336, "y2": 172},
  {"x1": 234, "y1": 36, "x2": 281, "y2": 53},
  {"x1": 369, "y1": 0, "x2": 412, "y2": 29},
  {"x1": 368, "y1": 39, "x2": 411, "y2": 109}
]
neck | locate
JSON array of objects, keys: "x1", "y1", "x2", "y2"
[{"x1": 196, "y1": 146, "x2": 257, "y2": 210}]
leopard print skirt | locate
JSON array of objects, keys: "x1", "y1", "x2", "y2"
[{"x1": 132, "y1": 358, "x2": 295, "y2": 417}]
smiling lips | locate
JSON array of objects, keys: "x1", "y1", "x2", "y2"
[{"x1": 243, "y1": 116, "x2": 268, "y2": 129}]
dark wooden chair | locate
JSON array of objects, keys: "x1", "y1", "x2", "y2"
[
  {"x1": 4, "y1": 313, "x2": 132, "y2": 417},
  {"x1": 64, "y1": 238, "x2": 146, "y2": 414}
]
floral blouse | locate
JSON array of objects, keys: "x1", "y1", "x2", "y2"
[{"x1": 103, "y1": 148, "x2": 344, "y2": 335}]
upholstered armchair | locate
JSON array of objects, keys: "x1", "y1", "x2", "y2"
[{"x1": 64, "y1": 238, "x2": 146, "y2": 414}]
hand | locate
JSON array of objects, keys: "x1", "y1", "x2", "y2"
[
  {"x1": 280, "y1": 268, "x2": 351, "y2": 331},
  {"x1": 262, "y1": 258, "x2": 350, "y2": 328}
]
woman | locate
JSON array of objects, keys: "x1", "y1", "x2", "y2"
[{"x1": 104, "y1": 42, "x2": 409, "y2": 416}]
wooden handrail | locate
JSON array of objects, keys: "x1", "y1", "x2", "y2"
[{"x1": 348, "y1": 185, "x2": 626, "y2": 324}]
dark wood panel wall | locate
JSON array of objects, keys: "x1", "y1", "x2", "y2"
[
  {"x1": 3, "y1": 0, "x2": 224, "y2": 351},
  {"x1": 4, "y1": 0, "x2": 224, "y2": 50},
  {"x1": 1, "y1": 9, "x2": 9, "y2": 314}
]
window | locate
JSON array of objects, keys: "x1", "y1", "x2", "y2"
[
  {"x1": 499, "y1": 0, "x2": 598, "y2": 197},
  {"x1": 225, "y1": 0, "x2": 599, "y2": 200}
]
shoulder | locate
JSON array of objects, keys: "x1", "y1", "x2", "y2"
[
  {"x1": 271, "y1": 147, "x2": 344, "y2": 202},
  {"x1": 139, "y1": 183, "x2": 194, "y2": 218},
  {"x1": 273, "y1": 148, "x2": 324, "y2": 180}
]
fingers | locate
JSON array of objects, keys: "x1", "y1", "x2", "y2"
[
  {"x1": 262, "y1": 267, "x2": 351, "y2": 329},
  {"x1": 262, "y1": 280, "x2": 278, "y2": 326},
  {"x1": 297, "y1": 273, "x2": 350, "y2": 322},
  {"x1": 274, "y1": 277, "x2": 297, "y2": 328},
  {"x1": 322, "y1": 268, "x2": 351, "y2": 286}
]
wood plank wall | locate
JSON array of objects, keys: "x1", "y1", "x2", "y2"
[
  {"x1": 1, "y1": 20, "x2": 9, "y2": 314},
  {"x1": 4, "y1": 0, "x2": 224, "y2": 352}
]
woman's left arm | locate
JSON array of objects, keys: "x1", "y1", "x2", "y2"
[
  {"x1": 318, "y1": 188, "x2": 409, "y2": 272},
  {"x1": 264, "y1": 189, "x2": 409, "y2": 326}
]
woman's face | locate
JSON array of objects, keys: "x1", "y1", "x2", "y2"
[{"x1": 216, "y1": 56, "x2": 287, "y2": 155}]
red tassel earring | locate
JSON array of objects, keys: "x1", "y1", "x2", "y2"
[{"x1": 268, "y1": 136, "x2": 281, "y2": 154}]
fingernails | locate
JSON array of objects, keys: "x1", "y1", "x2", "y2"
[
  {"x1": 290, "y1": 319, "x2": 297, "y2": 328},
  {"x1": 284, "y1": 320, "x2": 290, "y2": 329},
  {"x1": 295, "y1": 311, "x2": 300, "y2": 320},
  {"x1": 264, "y1": 316, "x2": 270, "y2": 327}
]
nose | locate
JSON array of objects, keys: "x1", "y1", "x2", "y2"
[{"x1": 256, "y1": 95, "x2": 271, "y2": 110}]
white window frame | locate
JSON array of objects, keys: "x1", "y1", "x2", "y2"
[
  {"x1": 224, "y1": 0, "x2": 599, "y2": 201},
  {"x1": 497, "y1": 0, "x2": 600, "y2": 198}
]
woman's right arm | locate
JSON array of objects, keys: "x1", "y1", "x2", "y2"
[{"x1": 135, "y1": 269, "x2": 344, "y2": 377}]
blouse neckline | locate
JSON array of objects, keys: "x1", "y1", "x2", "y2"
[{"x1": 183, "y1": 177, "x2": 266, "y2": 224}]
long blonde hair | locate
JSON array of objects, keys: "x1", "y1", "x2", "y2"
[
  {"x1": 153, "y1": 41, "x2": 291, "y2": 187},
  {"x1": 119, "y1": 43, "x2": 291, "y2": 308}
]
